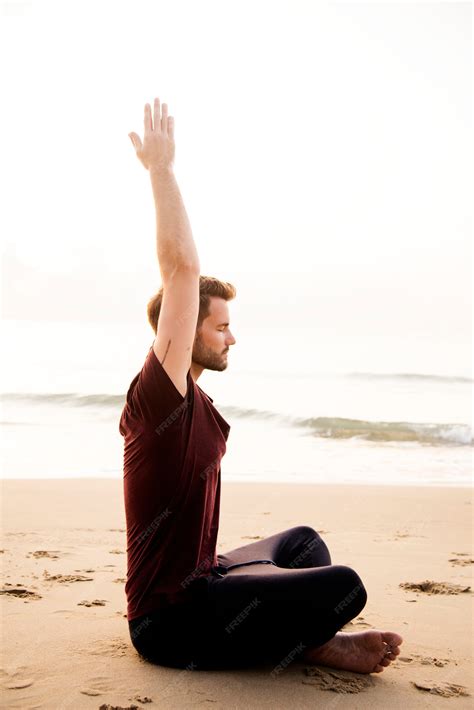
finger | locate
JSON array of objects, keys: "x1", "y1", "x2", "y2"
[
  {"x1": 161, "y1": 102, "x2": 168, "y2": 134},
  {"x1": 153, "y1": 98, "x2": 161, "y2": 132},
  {"x1": 128, "y1": 132, "x2": 143, "y2": 151},
  {"x1": 168, "y1": 115, "x2": 174, "y2": 140},
  {"x1": 144, "y1": 103, "x2": 153, "y2": 134}
]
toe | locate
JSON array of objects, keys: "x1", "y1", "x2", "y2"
[
  {"x1": 382, "y1": 631, "x2": 403, "y2": 647},
  {"x1": 372, "y1": 664, "x2": 384, "y2": 673},
  {"x1": 380, "y1": 657, "x2": 391, "y2": 667}
]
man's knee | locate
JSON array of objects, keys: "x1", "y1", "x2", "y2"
[
  {"x1": 288, "y1": 525, "x2": 325, "y2": 551},
  {"x1": 331, "y1": 565, "x2": 367, "y2": 618},
  {"x1": 283, "y1": 525, "x2": 330, "y2": 567},
  {"x1": 289, "y1": 524, "x2": 319, "y2": 539}
]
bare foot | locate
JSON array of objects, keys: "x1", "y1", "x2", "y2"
[{"x1": 302, "y1": 630, "x2": 403, "y2": 674}]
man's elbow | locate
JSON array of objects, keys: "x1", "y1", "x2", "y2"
[{"x1": 160, "y1": 259, "x2": 200, "y2": 281}]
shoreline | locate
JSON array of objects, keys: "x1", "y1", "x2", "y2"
[{"x1": 1, "y1": 476, "x2": 472, "y2": 489}]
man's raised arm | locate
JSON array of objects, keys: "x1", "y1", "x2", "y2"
[
  {"x1": 128, "y1": 98, "x2": 200, "y2": 398},
  {"x1": 128, "y1": 98, "x2": 200, "y2": 277}
]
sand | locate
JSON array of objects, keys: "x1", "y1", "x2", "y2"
[{"x1": 1, "y1": 479, "x2": 473, "y2": 709}]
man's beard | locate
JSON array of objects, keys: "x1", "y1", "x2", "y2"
[{"x1": 192, "y1": 332, "x2": 228, "y2": 372}]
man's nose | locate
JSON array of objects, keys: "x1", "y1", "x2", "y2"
[{"x1": 227, "y1": 332, "x2": 236, "y2": 346}]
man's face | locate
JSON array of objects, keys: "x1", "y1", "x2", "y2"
[{"x1": 192, "y1": 297, "x2": 237, "y2": 372}]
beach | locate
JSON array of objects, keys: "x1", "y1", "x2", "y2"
[
  {"x1": 2, "y1": 0, "x2": 471, "y2": 707},
  {"x1": 1, "y1": 479, "x2": 472, "y2": 709}
]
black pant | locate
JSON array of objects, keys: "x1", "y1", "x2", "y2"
[{"x1": 128, "y1": 525, "x2": 367, "y2": 670}]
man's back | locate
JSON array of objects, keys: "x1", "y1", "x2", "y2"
[{"x1": 120, "y1": 344, "x2": 230, "y2": 622}]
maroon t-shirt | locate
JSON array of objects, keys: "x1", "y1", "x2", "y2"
[{"x1": 119, "y1": 343, "x2": 231, "y2": 621}]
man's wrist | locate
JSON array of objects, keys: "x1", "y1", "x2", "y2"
[{"x1": 149, "y1": 164, "x2": 174, "y2": 179}]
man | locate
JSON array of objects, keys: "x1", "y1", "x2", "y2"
[{"x1": 120, "y1": 97, "x2": 403, "y2": 672}]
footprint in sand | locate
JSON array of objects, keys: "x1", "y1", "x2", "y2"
[
  {"x1": 398, "y1": 654, "x2": 453, "y2": 668},
  {"x1": 27, "y1": 550, "x2": 61, "y2": 559},
  {"x1": 302, "y1": 666, "x2": 375, "y2": 693},
  {"x1": 399, "y1": 580, "x2": 471, "y2": 595},
  {"x1": 0, "y1": 667, "x2": 35, "y2": 690},
  {"x1": 86, "y1": 638, "x2": 131, "y2": 658},
  {"x1": 109, "y1": 549, "x2": 125, "y2": 554},
  {"x1": 412, "y1": 681, "x2": 470, "y2": 697},
  {"x1": 0, "y1": 587, "x2": 42, "y2": 600},
  {"x1": 43, "y1": 570, "x2": 93, "y2": 583},
  {"x1": 78, "y1": 599, "x2": 108, "y2": 607},
  {"x1": 449, "y1": 557, "x2": 474, "y2": 567},
  {"x1": 344, "y1": 616, "x2": 372, "y2": 629},
  {"x1": 99, "y1": 705, "x2": 140, "y2": 710},
  {"x1": 79, "y1": 675, "x2": 112, "y2": 696},
  {"x1": 113, "y1": 578, "x2": 127, "y2": 583},
  {"x1": 241, "y1": 535, "x2": 265, "y2": 540},
  {"x1": 108, "y1": 528, "x2": 126, "y2": 532},
  {"x1": 4, "y1": 677, "x2": 35, "y2": 689},
  {"x1": 393, "y1": 531, "x2": 426, "y2": 539},
  {"x1": 129, "y1": 696, "x2": 153, "y2": 704}
]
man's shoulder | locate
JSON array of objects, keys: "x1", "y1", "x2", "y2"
[{"x1": 122, "y1": 346, "x2": 194, "y2": 433}]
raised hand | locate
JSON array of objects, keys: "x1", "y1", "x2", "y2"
[{"x1": 128, "y1": 98, "x2": 175, "y2": 172}]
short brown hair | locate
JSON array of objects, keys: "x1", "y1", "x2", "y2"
[{"x1": 146, "y1": 275, "x2": 236, "y2": 335}]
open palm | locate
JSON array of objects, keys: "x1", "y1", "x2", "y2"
[{"x1": 128, "y1": 98, "x2": 175, "y2": 172}]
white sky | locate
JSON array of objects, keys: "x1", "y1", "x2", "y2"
[{"x1": 0, "y1": 0, "x2": 471, "y2": 338}]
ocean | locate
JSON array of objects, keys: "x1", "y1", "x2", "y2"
[{"x1": 1, "y1": 318, "x2": 472, "y2": 487}]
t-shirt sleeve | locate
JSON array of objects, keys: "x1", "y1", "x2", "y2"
[{"x1": 129, "y1": 345, "x2": 192, "y2": 432}]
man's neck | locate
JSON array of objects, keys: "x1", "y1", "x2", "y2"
[{"x1": 190, "y1": 361, "x2": 204, "y2": 382}]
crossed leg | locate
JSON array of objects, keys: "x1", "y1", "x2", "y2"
[
  {"x1": 129, "y1": 526, "x2": 403, "y2": 672},
  {"x1": 214, "y1": 524, "x2": 331, "y2": 572},
  {"x1": 209, "y1": 525, "x2": 403, "y2": 673}
]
